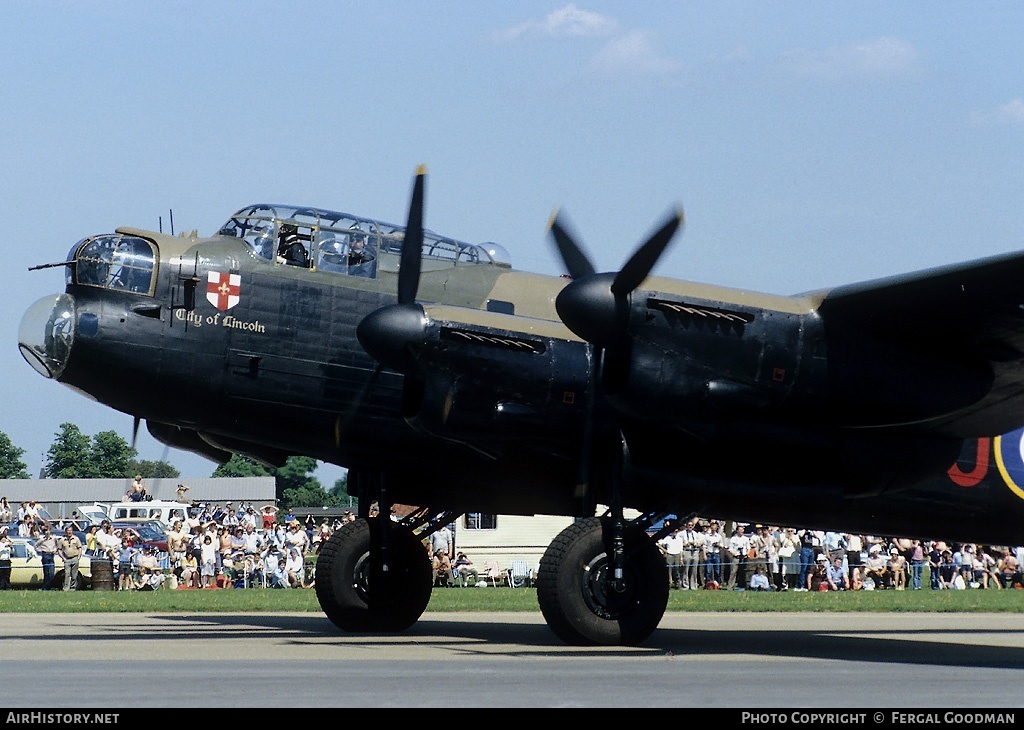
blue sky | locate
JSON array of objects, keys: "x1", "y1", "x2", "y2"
[{"x1": 2, "y1": 2, "x2": 1023, "y2": 486}]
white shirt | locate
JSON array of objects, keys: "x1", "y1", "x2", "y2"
[{"x1": 660, "y1": 532, "x2": 685, "y2": 555}]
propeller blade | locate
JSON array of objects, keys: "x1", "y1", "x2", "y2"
[
  {"x1": 398, "y1": 165, "x2": 427, "y2": 305},
  {"x1": 547, "y1": 209, "x2": 596, "y2": 280},
  {"x1": 612, "y1": 207, "x2": 684, "y2": 295},
  {"x1": 131, "y1": 416, "x2": 141, "y2": 451}
]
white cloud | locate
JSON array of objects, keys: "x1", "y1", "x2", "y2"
[
  {"x1": 781, "y1": 37, "x2": 918, "y2": 80},
  {"x1": 496, "y1": 4, "x2": 618, "y2": 42},
  {"x1": 969, "y1": 98, "x2": 1024, "y2": 126},
  {"x1": 995, "y1": 98, "x2": 1024, "y2": 123},
  {"x1": 587, "y1": 29, "x2": 681, "y2": 77}
]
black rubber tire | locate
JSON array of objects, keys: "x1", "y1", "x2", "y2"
[
  {"x1": 315, "y1": 518, "x2": 433, "y2": 633},
  {"x1": 537, "y1": 517, "x2": 669, "y2": 646}
]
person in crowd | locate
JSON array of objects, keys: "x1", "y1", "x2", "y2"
[
  {"x1": 823, "y1": 531, "x2": 846, "y2": 564},
  {"x1": 0, "y1": 497, "x2": 12, "y2": 524},
  {"x1": 269, "y1": 555, "x2": 291, "y2": 589},
  {"x1": 680, "y1": 519, "x2": 703, "y2": 590},
  {"x1": 34, "y1": 525, "x2": 58, "y2": 590},
  {"x1": 315, "y1": 519, "x2": 331, "y2": 554},
  {"x1": 57, "y1": 524, "x2": 84, "y2": 591},
  {"x1": 658, "y1": 523, "x2": 685, "y2": 589},
  {"x1": 127, "y1": 474, "x2": 146, "y2": 502},
  {"x1": 285, "y1": 547, "x2": 307, "y2": 588},
  {"x1": 116, "y1": 540, "x2": 137, "y2": 591},
  {"x1": 746, "y1": 525, "x2": 771, "y2": 588},
  {"x1": 167, "y1": 520, "x2": 189, "y2": 572},
  {"x1": 927, "y1": 541, "x2": 943, "y2": 590},
  {"x1": 909, "y1": 539, "x2": 925, "y2": 590},
  {"x1": 241, "y1": 505, "x2": 258, "y2": 530},
  {"x1": 200, "y1": 534, "x2": 217, "y2": 588},
  {"x1": 452, "y1": 551, "x2": 479, "y2": 586},
  {"x1": 240, "y1": 523, "x2": 262, "y2": 557},
  {"x1": 285, "y1": 520, "x2": 310, "y2": 555},
  {"x1": 703, "y1": 520, "x2": 723, "y2": 587},
  {"x1": 888, "y1": 547, "x2": 908, "y2": 590},
  {"x1": 938, "y1": 550, "x2": 957, "y2": 589},
  {"x1": 776, "y1": 527, "x2": 800, "y2": 591},
  {"x1": 864, "y1": 544, "x2": 889, "y2": 589},
  {"x1": 83, "y1": 524, "x2": 99, "y2": 557},
  {"x1": 749, "y1": 563, "x2": 773, "y2": 591},
  {"x1": 0, "y1": 526, "x2": 12, "y2": 590},
  {"x1": 807, "y1": 554, "x2": 830, "y2": 591},
  {"x1": 133, "y1": 566, "x2": 166, "y2": 591},
  {"x1": 726, "y1": 524, "x2": 750, "y2": 590},
  {"x1": 260, "y1": 504, "x2": 279, "y2": 531},
  {"x1": 997, "y1": 550, "x2": 1021, "y2": 588},
  {"x1": 796, "y1": 528, "x2": 816, "y2": 592},
  {"x1": 974, "y1": 546, "x2": 1001, "y2": 589},
  {"x1": 179, "y1": 551, "x2": 200, "y2": 589},
  {"x1": 827, "y1": 555, "x2": 850, "y2": 591},
  {"x1": 845, "y1": 533, "x2": 864, "y2": 586}
]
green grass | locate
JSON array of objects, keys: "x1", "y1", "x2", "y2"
[{"x1": 0, "y1": 584, "x2": 1022, "y2": 613}]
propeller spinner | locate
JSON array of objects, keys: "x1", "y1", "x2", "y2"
[{"x1": 549, "y1": 208, "x2": 684, "y2": 349}]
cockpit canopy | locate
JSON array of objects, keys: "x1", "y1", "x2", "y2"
[
  {"x1": 66, "y1": 234, "x2": 157, "y2": 295},
  {"x1": 217, "y1": 204, "x2": 511, "y2": 278}
]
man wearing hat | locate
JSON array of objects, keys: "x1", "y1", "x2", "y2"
[
  {"x1": 864, "y1": 544, "x2": 889, "y2": 588},
  {"x1": 58, "y1": 525, "x2": 84, "y2": 591},
  {"x1": 807, "y1": 553, "x2": 830, "y2": 591},
  {"x1": 888, "y1": 547, "x2": 908, "y2": 590}
]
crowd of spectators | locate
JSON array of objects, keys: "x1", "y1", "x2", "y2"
[
  {"x1": 656, "y1": 519, "x2": 1024, "y2": 593},
  {"x1": 6, "y1": 495, "x2": 1024, "y2": 595},
  {"x1": 1, "y1": 494, "x2": 360, "y2": 591}
]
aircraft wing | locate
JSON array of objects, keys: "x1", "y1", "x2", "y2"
[{"x1": 814, "y1": 247, "x2": 1024, "y2": 437}]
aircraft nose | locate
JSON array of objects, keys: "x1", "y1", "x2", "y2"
[{"x1": 18, "y1": 293, "x2": 76, "y2": 379}]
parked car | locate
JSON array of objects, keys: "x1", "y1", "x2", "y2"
[
  {"x1": 7, "y1": 537, "x2": 92, "y2": 589},
  {"x1": 111, "y1": 521, "x2": 168, "y2": 553}
]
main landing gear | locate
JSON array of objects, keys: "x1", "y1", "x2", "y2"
[
  {"x1": 537, "y1": 516, "x2": 669, "y2": 646},
  {"x1": 315, "y1": 512, "x2": 670, "y2": 645},
  {"x1": 315, "y1": 518, "x2": 433, "y2": 632}
]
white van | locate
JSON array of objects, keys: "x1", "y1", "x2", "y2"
[{"x1": 78, "y1": 501, "x2": 191, "y2": 528}]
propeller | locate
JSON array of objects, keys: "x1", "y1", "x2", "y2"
[
  {"x1": 356, "y1": 166, "x2": 430, "y2": 375},
  {"x1": 131, "y1": 416, "x2": 141, "y2": 451},
  {"x1": 550, "y1": 207, "x2": 683, "y2": 349},
  {"x1": 547, "y1": 206, "x2": 684, "y2": 497}
]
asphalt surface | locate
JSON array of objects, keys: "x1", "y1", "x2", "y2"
[{"x1": 3, "y1": 612, "x2": 1024, "y2": 708}]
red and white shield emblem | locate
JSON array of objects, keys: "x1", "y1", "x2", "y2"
[{"x1": 206, "y1": 271, "x2": 241, "y2": 311}]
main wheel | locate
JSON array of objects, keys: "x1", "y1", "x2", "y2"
[
  {"x1": 537, "y1": 517, "x2": 668, "y2": 646},
  {"x1": 315, "y1": 517, "x2": 433, "y2": 633}
]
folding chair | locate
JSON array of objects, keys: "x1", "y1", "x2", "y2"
[
  {"x1": 481, "y1": 561, "x2": 504, "y2": 587},
  {"x1": 508, "y1": 560, "x2": 532, "y2": 588}
]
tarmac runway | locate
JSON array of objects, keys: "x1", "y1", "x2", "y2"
[{"x1": 3, "y1": 611, "x2": 1024, "y2": 709}]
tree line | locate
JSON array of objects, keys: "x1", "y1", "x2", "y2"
[{"x1": 0, "y1": 424, "x2": 350, "y2": 508}]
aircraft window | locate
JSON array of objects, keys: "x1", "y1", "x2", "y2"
[
  {"x1": 276, "y1": 223, "x2": 314, "y2": 268},
  {"x1": 316, "y1": 231, "x2": 378, "y2": 278},
  {"x1": 221, "y1": 204, "x2": 513, "y2": 273},
  {"x1": 73, "y1": 235, "x2": 156, "y2": 294}
]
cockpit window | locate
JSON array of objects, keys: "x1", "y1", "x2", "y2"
[
  {"x1": 73, "y1": 235, "x2": 157, "y2": 294},
  {"x1": 218, "y1": 203, "x2": 511, "y2": 279}
]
